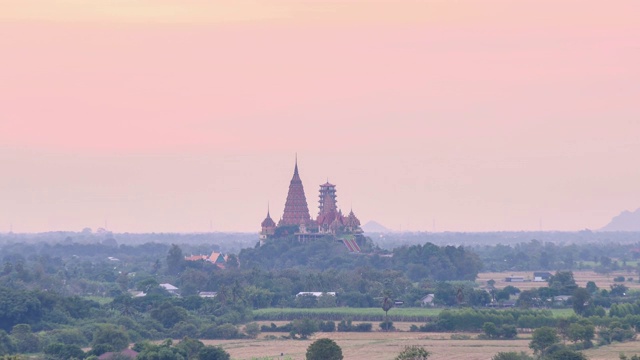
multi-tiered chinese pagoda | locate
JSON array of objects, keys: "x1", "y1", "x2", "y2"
[{"x1": 260, "y1": 159, "x2": 363, "y2": 250}]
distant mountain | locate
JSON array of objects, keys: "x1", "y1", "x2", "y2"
[
  {"x1": 600, "y1": 208, "x2": 640, "y2": 231},
  {"x1": 362, "y1": 220, "x2": 392, "y2": 233}
]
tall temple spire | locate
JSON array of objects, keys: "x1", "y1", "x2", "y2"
[{"x1": 280, "y1": 157, "x2": 311, "y2": 226}]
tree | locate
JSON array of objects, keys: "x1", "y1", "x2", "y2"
[
  {"x1": 548, "y1": 272, "x2": 578, "y2": 295},
  {"x1": 610, "y1": 284, "x2": 628, "y2": 297},
  {"x1": 530, "y1": 327, "x2": 560, "y2": 356},
  {"x1": 306, "y1": 338, "x2": 343, "y2": 360},
  {"x1": 0, "y1": 330, "x2": 16, "y2": 356},
  {"x1": 150, "y1": 303, "x2": 188, "y2": 328},
  {"x1": 243, "y1": 323, "x2": 260, "y2": 339},
  {"x1": 547, "y1": 348, "x2": 588, "y2": 360},
  {"x1": 483, "y1": 322, "x2": 499, "y2": 339},
  {"x1": 291, "y1": 318, "x2": 318, "y2": 339},
  {"x1": 166, "y1": 244, "x2": 185, "y2": 275},
  {"x1": 43, "y1": 343, "x2": 85, "y2": 360},
  {"x1": 491, "y1": 353, "x2": 534, "y2": 360},
  {"x1": 173, "y1": 337, "x2": 204, "y2": 359},
  {"x1": 92, "y1": 325, "x2": 130, "y2": 352},
  {"x1": 381, "y1": 291, "x2": 394, "y2": 331},
  {"x1": 0, "y1": 287, "x2": 42, "y2": 331},
  {"x1": 395, "y1": 346, "x2": 430, "y2": 360},
  {"x1": 10, "y1": 324, "x2": 39, "y2": 354},
  {"x1": 572, "y1": 288, "x2": 591, "y2": 316},
  {"x1": 197, "y1": 346, "x2": 230, "y2": 360},
  {"x1": 585, "y1": 281, "x2": 598, "y2": 294},
  {"x1": 567, "y1": 323, "x2": 594, "y2": 346}
]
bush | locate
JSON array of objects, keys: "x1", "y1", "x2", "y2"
[
  {"x1": 43, "y1": 343, "x2": 85, "y2": 360},
  {"x1": 290, "y1": 319, "x2": 318, "y2": 339},
  {"x1": 337, "y1": 320, "x2": 372, "y2": 332},
  {"x1": 491, "y1": 352, "x2": 534, "y2": 360},
  {"x1": 306, "y1": 338, "x2": 343, "y2": 360},
  {"x1": 91, "y1": 325, "x2": 130, "y2": 352},
  {"x1": 46, "y1": 328, "x2": 89, "y2": 347},
  {"x1": 197, "y1": 345, "x2": 230, "y2": 360},
  {"x1": 212, "y1": 324, "x2": 240, "y2": 340},
  {"x1": 614, "y1": 276, "x2": 626, "y2": 282},
  {"x1": 395, "y1": 345, "x2": 430, "y2": 360},
  {"x1": 170, "y1": 321, "x2": 198, "y2": 339},
  {"x1": 244, "y1": 323, "x2": 260, "y2": 338},
  {"x1": 259, "y1": 323, "x2": 292, "y2": 333},
  {"x1": 0, "y1": 330, "x2": 16, "y2": 356},
  {"x1": 318, "y1": 321, "x2": 336, "y2": 332},
  {"x1": 379, "y1": 321, "x2": 395, "y2": 331}
]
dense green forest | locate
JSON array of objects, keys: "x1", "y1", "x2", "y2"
[{"x1": 1, "y1": 232, "x2": 640, "y2": 359}]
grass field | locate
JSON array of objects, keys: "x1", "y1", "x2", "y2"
[
  {"x1": 204, "y1": 326, "x2": 640, "y2": 360},
  {"x1": 253, "y1": 307, "x2": 574, "y2": 323},
  {"x1": 82, "y1": 296, "x2": 113, "y2": 305},
  {"x1": 253, "y1": 307, "x2": 441, "y2": 322}
]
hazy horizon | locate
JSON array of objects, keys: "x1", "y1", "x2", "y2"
[{"x1": 1, "y1": 1, "x2": 639, "y2": 233}]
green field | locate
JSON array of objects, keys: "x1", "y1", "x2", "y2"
[
  {"x1": 82, "y1": 296, "x2": 113, "y2": 305},
  {"x1": 253, "y1": 307, "x2": 574, "y2": 322}
]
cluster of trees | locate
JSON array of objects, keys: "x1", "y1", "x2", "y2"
[
  {"x1": 472, "y1": 239, "x2": 640, "y2": 273},
  {"x1": 2, "y1": 233, "x2": 640, "y2": 359},
  {"x1": 239, "y1": 237, "x2": 482, "y2": 280}
]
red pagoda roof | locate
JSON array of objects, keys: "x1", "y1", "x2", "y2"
[{"x1": 280, "y1": 159, "x2": 311, "y2": 226}]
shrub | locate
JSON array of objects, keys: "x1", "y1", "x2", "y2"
[
  {"x1": 244, "y1": 323, "x2": 260, "y2": 338},
  {"x1": 318, "y1": 321, "x2": 336, "y2": 332},
  {"x1": 212, "y1": 324, "x2": 240, "y2": 340},
  {"x1": 43, "y1": 343, "x2": 85, "y2": 360},
  {"x1": 395, "y1": 345, "x2": 430, "y2": 360},
  {"x1": 380, "y1": 321, "x2": 395, "y2": 331},
  {"x1": 306, "y1": 338, "x2": 343, "y2": 360},
  {"x1": 259, "y1": 323, "x2": 292, "y2": 333},
  {"x1": 290, "y1": 319, "x2": 318, "y2": 339},
  {"x1": 197, "y1": 345, "x2": 230, "y2": 360},
  {"x1": 492, "y1": 352, "x2": 534, "y2": 360},
  {"x1": 337, "y1": 320, "x2": 372, "y2": 332}
]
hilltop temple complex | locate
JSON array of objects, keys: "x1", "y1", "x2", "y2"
[{"x1": 260, "y1": 159, "x2": 364, "y2": 250}]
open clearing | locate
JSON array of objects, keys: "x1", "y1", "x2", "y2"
[
  {"x1": 204, "y1": 326, "x2": 640, "y2": 360},
  {"x1": 477, "y1": 270, "x2": 640, "y2": 291}
]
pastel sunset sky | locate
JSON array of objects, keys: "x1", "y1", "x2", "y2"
[{"x1": 1, "y1": 0, "x2": 638, "y2": 233}]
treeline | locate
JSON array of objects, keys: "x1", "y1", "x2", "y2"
[
  {"x1": 413, "y1": 307, "x2": 640, "y2": 347},
  {"x1": 472, "y1": 239, "x2": 640, "y2": 272},
  {"x1": 239, "y1": 236, "x2": 482, "y2": 280}
]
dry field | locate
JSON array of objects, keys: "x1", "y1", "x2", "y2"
[
  {"x1": 477, "y1": 270, "x2": 640, "y2": 291},
  {"x1": 203, "y1": 325, "x2": 640, "y2": 360}
]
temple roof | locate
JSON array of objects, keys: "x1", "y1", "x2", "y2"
[
  {"x1": 281, "y1": 158, "x2": 311, "y2": 225},
  {"x1": 345, "y1": 210, "x2": 361, "y2": 227},
  {"x1": 261, "y1": 209, "x2": 276, "y2": 228}
]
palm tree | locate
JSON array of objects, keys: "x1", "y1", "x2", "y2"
[{"x1": 381, "y1": 290, "x2": 394, "y2": 331}]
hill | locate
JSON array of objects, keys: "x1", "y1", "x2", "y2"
[
  {"x1": 600, "y1": 208, "x2": 640, "y2": 231},
  {"x1": 362, "y1": 220, "x2": 391, "y2": 233}
]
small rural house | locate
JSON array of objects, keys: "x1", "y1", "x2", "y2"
[
  {"x1": 420, "y1": 294, "x2": 435, "y2": 307},
  {"x1": 533, "y1": 272, "x2": 552, "y2": 282},
  {"x1": 160, "y1": 283, "x2": 179, "y2": 295},
  {"x1": 296, "y1": 292, "x2": 337, "y2": 297}
]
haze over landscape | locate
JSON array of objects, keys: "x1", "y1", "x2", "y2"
[{"x1": 1, "y1": 0, "x2": 639, "y2": 233}]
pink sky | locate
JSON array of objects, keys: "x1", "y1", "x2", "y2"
[{"x1": 1, "y1": 0, "x2": 639, "y2": 233}]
